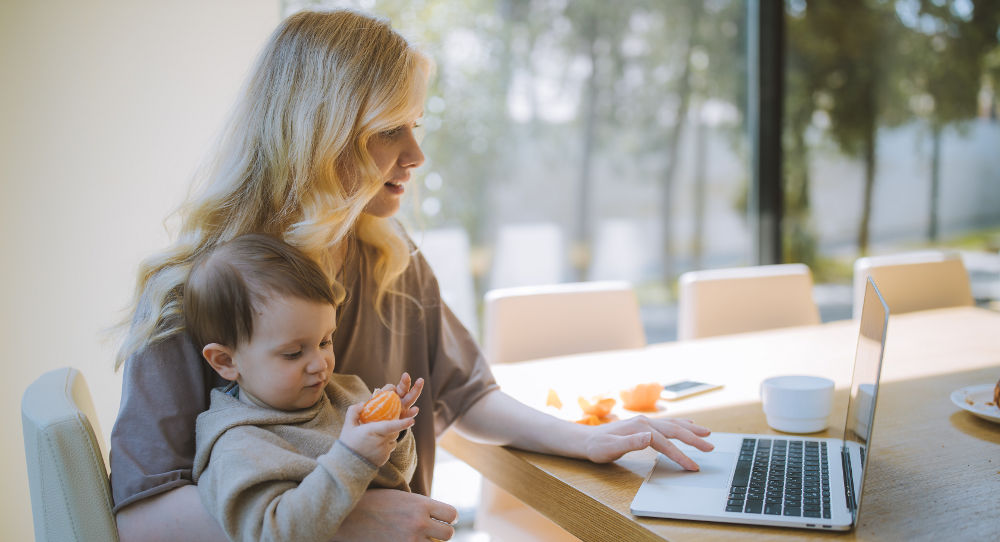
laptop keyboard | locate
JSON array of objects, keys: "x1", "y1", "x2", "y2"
[{"x1": 725, "y1": 438, "x2": 831, "y2": 519}]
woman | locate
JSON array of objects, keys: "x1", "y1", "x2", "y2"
[{"x1": 111, "y1": 9, "x2": 713, "y2": 541}]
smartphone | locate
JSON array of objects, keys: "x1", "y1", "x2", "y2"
[{"x1": 661, "y1": 380, "x2": 723, "y2": 400}]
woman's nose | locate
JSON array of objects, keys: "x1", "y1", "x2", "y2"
[{"x1": 399, "y1": 129, "x2": 425, "y2": 169}]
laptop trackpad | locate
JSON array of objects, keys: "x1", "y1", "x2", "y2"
[{"x1": 648, "y1": 450, "x2": 735, "y2": 489}]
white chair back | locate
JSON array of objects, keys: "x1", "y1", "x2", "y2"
[
  {"x1": 21, "y1": 367, "x2": 118, "y2": 542},
  {"x1": 852, "y1": 250, "x2": 973, "y2": 318},
  {"x1": 483, "y1": 281, "x2": 646, "y2": 364},
  {"x1": 678, "y1": 263, "x2": 820, "y2": 340}
]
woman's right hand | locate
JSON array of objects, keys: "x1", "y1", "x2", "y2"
[{"x1": 333, "y1": 488, "x2": 458, "y2": 541}]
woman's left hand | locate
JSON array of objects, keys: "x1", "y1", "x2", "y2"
[{"x1": 581, "y1": 416, "x2": 714, "y2": 469}]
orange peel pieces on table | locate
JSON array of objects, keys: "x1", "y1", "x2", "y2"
[
  {"x1": 576, "y1": 414, "x2": 604, "y2": 425},
  {"x1": 620, "y1": 382, "x2": 663, "y2": 412},
  {"x1": 578, "y1": 396, "x2": 616, "y2": 418},
  {"x1": 575, "y1": 412, "x2": 619, "y2": 425},
  {"x1": 546, "y1": 388, "x2": 563, "y2": 409}
]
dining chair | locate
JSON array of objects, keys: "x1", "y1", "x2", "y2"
[
  {"x1": 852, "y1": 250, "x2": 973, "y2": 318},
  {"x1": 677, "y1": 263, "x2": 821, "y2": 340},
  {"x1": 473, "y1": 280, "x2": 647, "y2": 541},
  {"x1": 483, "y1": 280, "x2": 646, "y2": 365},
  {"x1": 21, "y1": 367, "x2": 119, "y2": 542}
]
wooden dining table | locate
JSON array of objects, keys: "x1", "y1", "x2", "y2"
[{"x1": 439, "y1": 306, "x2": 1000, "y2": 541}]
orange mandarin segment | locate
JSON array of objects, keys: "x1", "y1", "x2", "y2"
[
  {"x1": 546, "y1": 388, "x2": 563, "y2": 409},
  {"x1": 360, "y1": 389, "x2": 402, "y2": 423},
  {"x1": 577, "y1": 396, "x2": 616, "y2": 418},
  {"x1": 620, "y1": 382, "x2": 663, "y2": 412}
]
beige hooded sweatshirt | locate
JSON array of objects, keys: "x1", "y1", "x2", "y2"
[{"x1": 193, "y1": 373, "x2": 415, "y2": 542}]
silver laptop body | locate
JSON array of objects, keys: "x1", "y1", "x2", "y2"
[{"x1": 630, "y1": 277, "x2": 889, "y2": 531}]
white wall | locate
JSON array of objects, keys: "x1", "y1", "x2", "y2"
[{"x1": 0, "y1": 1, "x2": 280, "y2": 539}]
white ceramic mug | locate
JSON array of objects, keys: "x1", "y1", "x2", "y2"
[{"x1": 760, "y1": 375, "x2": 835, "y2": 433}]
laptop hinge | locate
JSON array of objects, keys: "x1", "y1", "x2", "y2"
[{"x1": 841, "y1": 446, "x2": 857, "y2": 512}]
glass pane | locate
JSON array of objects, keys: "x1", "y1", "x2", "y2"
[
  {"x1": 784, "y1": 0, "x2": 1000, "y2": 320},
  {"x1": 286, "y1": 0, "x2": 752, "y2": 341}
]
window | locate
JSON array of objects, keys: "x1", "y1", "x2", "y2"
[
  {"x1": 287, "y1": 0, "x2": 1000, "y2": 338},
  {"x1": 785, "y1": 0, "x2": 1000, "y2": 319},
  {"x1": 289, "y1": 0, "x2": 753, "y2": 341}
]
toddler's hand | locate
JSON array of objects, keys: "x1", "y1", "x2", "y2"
[{"x1": 340, "y1": 402, "x2": 415, "y2": 467}]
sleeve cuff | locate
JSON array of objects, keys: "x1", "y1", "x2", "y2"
[{"x1": 327, "y1": 439, "x2": 379, "y2": 473}]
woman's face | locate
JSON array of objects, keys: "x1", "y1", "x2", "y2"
[{"x1": 361, "y1": 118, "x2": 425, "y2": 218}]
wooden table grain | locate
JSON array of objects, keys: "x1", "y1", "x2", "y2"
[{"x1": 439, "y1": 306, "x2": 1000, "y2": 541}]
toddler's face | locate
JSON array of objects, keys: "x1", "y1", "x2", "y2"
[{"x1": 231, "y1": 295, "x2": 336, "y2": 410}]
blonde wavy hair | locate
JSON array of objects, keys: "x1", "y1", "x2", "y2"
[{"x1": 115, "y1": 9, "x2": 432, "y2": 370}]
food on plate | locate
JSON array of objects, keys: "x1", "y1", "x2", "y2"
[
  {"x1": 578, "y1": 396, "x2": 616, "y2": 418},
  {"x1": 546, "y1": 388, "x2": 563, "y2": 409},
  {"x1": 620, "y1": 382, "x2": 663, "y2": 411},
  {"x1": 360, "y1": 388, "x2": 402, "y2": 423}
]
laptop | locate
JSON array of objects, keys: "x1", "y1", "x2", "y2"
[{"x1": 630, "y1": 276, "x2": 889, "y2": 531}]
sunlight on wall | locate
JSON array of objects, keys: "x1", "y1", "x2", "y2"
[{"x1": 0, "y1": 1, "x2": 280, "y2": 539}]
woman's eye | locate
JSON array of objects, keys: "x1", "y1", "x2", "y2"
[{"x1": 379, "y1": 126, "x2": 404, "y2": 138}]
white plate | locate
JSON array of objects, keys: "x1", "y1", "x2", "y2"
[{"x1": 950, "y1": 384, "x2": 1000, "y2": 424}]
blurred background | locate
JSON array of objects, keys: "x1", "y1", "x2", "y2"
[
  {"x1": 2, "y1": 0, "x2": 998, "y2": 540},
  {"x1": 292, "y1": 0, "x2": 1000, "y2": 342}
]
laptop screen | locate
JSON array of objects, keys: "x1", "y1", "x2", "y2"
[{"x1": 841, "y1": 276, "x2": 890, "y2": 524}]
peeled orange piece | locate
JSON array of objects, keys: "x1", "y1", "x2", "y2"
[
  {"x1": 578, "y1": 396, "x2": 616, "y2": 418},
  {"x1": 575, "y1": 414, "x2": 617, "y2": 425},
  {"x1": 546, "y1": 388, "x2": 563, "y2": 409},
  {"x1": 360, "y1": 389, "x2": 402, "y2": 423},
  {"x1": 620, "y1": 382, "x2": 663, "y2": 412}
]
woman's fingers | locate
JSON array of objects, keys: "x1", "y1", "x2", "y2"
[
  {"x1": 424, "y1": 497, "x2": 458, "y2": 540},
  {"x1": 585, "y1": 431, "x2": 651, "y2": 463},
  {"x1": 427, "y1": 498, "x2": 459, "y2": 525},
  {"x1": 649, "y1": 431, "x2": 701, "y2": 471},
  {"x1": 583, "y1": 416, "x2": 714, "y2": 467},
  {"x1": 401, "y1": 377, "x2": 425, "y2": 408},
  {"x1": 669, "y1": 418, "x2": 713, "y2": 438},
  {"x1": 652, "y1": 419, "x2": 714, "y2": 452},
  {"x1": 395, "y1": 372, "x2": 412, "y2": 396},
  {"x1": 424, "y1": 520, "x2": 456, "y2": 541}
]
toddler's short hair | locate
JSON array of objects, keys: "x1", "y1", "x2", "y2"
[{"x1": 184, "y1": 234, "x2": 343, "y2": 349}]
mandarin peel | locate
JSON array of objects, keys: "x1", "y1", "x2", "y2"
[
  {"x1": 620, "y1": 382, "x2": 663, "y2": 412},
  {"x1": 577, "y1": 396, "x2": 616, "y2": 418},
  {"x1": 546, "y1": 388, "x2": 563, "y2": 409}
]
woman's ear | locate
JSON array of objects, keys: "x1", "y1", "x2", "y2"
[{"x1": 202, "y1": 343, "x2": 239, "y2": 381}]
